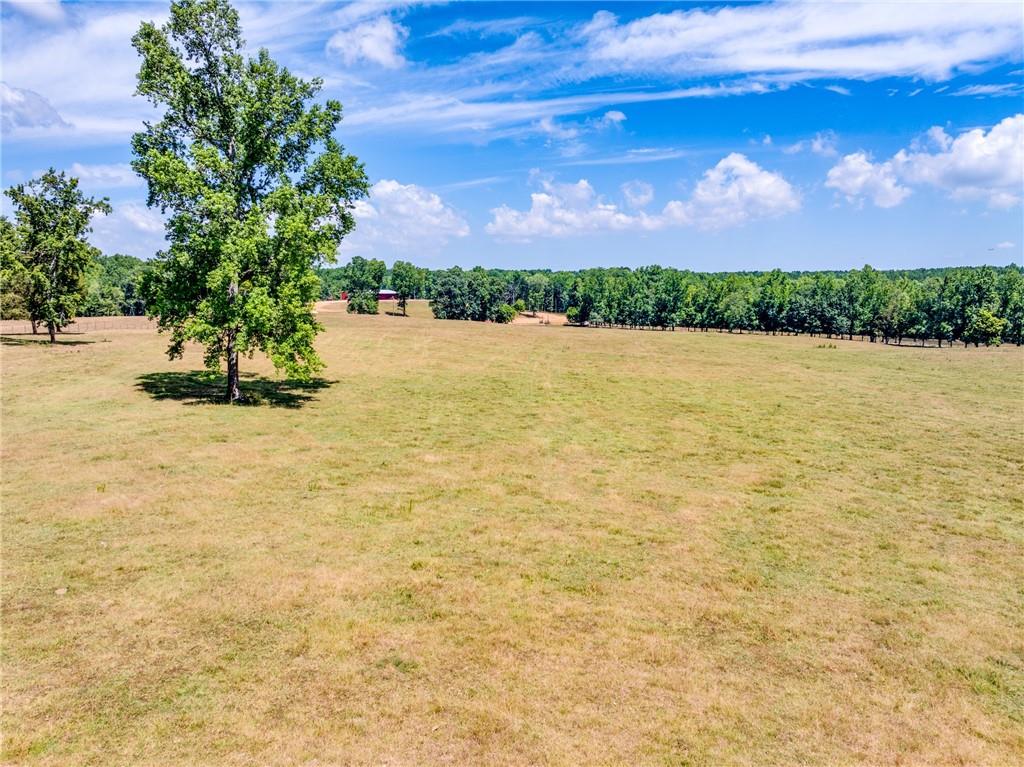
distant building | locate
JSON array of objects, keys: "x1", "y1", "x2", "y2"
[{"x1": 339, "y1": 290, "x2": 398, "y2": 301}]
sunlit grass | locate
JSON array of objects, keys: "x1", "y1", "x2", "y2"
[{"x1": 2, "y1": 302, "x2": 1022, "y2": 765}]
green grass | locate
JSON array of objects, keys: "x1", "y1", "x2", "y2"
[{"x1": 2, "y1": 302, "x2": 1023, "y2": 765}]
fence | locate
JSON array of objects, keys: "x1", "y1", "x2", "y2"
[
  {"x1": 0, "y1": 316, "x2": 155, "y2": 335},
  {"x1": 577, "y1": 322, "x2": 980, "y2": 348}
]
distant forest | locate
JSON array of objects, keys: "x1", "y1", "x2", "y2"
[
  {"x1": 322, "y1": 260, "x2": 1023, "y2": 347},
  {"x1": 5, "y1": 252, "x2": 1019, "y2": 347}
]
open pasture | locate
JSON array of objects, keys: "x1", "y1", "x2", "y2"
[{"x1": 2, "y1": 307, "x2": 1022, "y2": 765}]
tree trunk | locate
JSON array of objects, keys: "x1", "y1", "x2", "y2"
[
  {"x1": 47, "y1": 321, "x2": 56, "y2": 344},
  {"x1": 226, "y1": 277, "x2": 242, "y2": 403},
  {"x1": 31, "y1": 319, "x2": 38, "y2": 334},
  {"x1": 226, "y1": 335, "x2": 242, "y2": 403}
]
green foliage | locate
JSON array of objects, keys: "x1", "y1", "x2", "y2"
[
  {"x1": 997, "y1": 268, "x2": 1024, "y2": 346},
  {"x1": 345, "y1": 256, "x2": 385, "y2": 314},
  {"x1": 3, "y1": 169, "x2": 111, "y2": 339},
  {"x1": 346, "y1": 292, "x2": 379, "y2": 315},
  {"x1": 131, "y1": 0, "x2": 368, "y2": 399},
  {"x1": 429, "y1": 267, "x2": 471, "y2": 320},
  {"x1": 82, "y1": 254, "x2": 152, "y2": 316},
  {"x1": 414, "y1": 259, "x2": 1021, "y2": 346},
  {"x1": 390, "y1": 259, "x2": 424, "y2": 315},
  {"x1": 963, "y1": 308, "x2": 1007, "y2": 347},
  {"x1": 493, "y1": 303, "x2": 516, "y2": 323},
  {"x1": 525, "y1": 273, "x2": 549, "y2": 313},
  {"x1": 1, "y1": 217, "x2": 30, "y2": 320},
  {"x1": 429, "y1": 266, "x2": 506, "y2": 322},
  {"x1": 755, "y1": 269, "x2": 792, "y2": 333}
]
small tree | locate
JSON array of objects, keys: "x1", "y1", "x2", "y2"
[
  {"x1": 963, "y1": 308, "x2": 1006, "y2": 347},
  {"x1": 391, "y1": 260, "x2": 423, "y2": 316},
  {"x1": 512, "y1": 298, "x2": 526, "y2": 314},
  {"x1": 493, "y1": 303, "x2": 516, "y2": 323},
  {"x1": 133, "y1": 0, "x2": 368, "y2": 401},
  {"x1": 565, "y1": 306, "x2": 580, "y2": 324},
  {"x1": 3, "y1": 170, "x2": 110, "y2": 342},
  {"x1": 345, "y1": 256, "x2": 385, "y2": 314}
]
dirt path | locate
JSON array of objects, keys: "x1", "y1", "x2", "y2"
[{"x1": 512, "y1": 311, "x2": 565, "y2": 326}]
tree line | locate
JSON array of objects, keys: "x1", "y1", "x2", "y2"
[{"x1": 319, "y1": 261, "x2": 1023, "y2": 347}]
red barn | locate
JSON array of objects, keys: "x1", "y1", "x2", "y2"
[{"x1": 339, "y1": 290, "x2": 398, "y2": 300}]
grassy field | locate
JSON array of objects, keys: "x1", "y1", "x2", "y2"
[{"x1": 2, "y1": 301, "x2": 1023, "y2": 765}]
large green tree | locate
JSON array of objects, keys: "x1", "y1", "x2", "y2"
[
  {"x1": 391, "y1": 260, "x2": 424, "y2": 316},
  {"x1": 132, "y1": 0, "x2": 368, "y2": 402},
  {"x1": 3, "y1": 170, "x2": 110, "y2": 341}
]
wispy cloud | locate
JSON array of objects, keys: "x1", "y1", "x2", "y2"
[
  {"x1": 559, "y1": 147, "x2": 693, "y2": 167},
  {"x1": 784, "y1": 130, "x2": 839, "y2": 157},
  {"x1": 429, "y1": 16, "x2": 540, "y2": 39},
  {"x1": 434, "y1": 175, "x2": 510, "y2": 191},
  {"x1": 951, "y1": 83, "x2": 1024, "y2": 98},
  {"x1": 579, "y1": 3, "x2": 1021, "y2": 81}
]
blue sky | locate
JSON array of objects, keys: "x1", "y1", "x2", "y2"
[{"x1": 2, "y1": 0, "x2": 1022, "y2": 271}]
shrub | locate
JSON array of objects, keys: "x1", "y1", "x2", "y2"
[
  {"x1": 347, "y1": 292, "x2": 379, "y2": 315},
  {"x1": 566, "y1": 306, "x2": 580, "y2": 325},
  {"x1": 513, "y1": 298, "x2": 526, "y2": 313},
  {"x1": 493, "y1": 303, "x2": 516, "y2": 324}
]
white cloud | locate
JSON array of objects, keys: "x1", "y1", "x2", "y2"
[
  {"x1": 536, "y1": 116, "x2": 581, "y2": 141},
  {"x1": 897, "y1": 115, "x2": 1024, "y2": 208},
  {"x1": 994, "y1": 241, "x2": 1015, "y2": 250},
  {"x1": 69, "y1": 162, "x2": 141, "y2": 188},
  {"x1": 118, "y1": 202, "x2": 165, "y2": 234},
  {"x1": 784, "y1": 130, "x2": 838, "y2": 157},
  {"x1": 580, "y1": 4, "x2": 1022, "y2": 81},
  {"x1": 344, "y1": 179, "x2": 469, "y2": 255},
  {"x1": 824, "y1": 85, "x2": 852, "y2": 96},
  {"x1": 826, "y1": 152, "x2": 911, "y2": 208},
  {"x1": 91, "y1": 202, "x2": 166, "y2": 257},
  {"x1": 487, "y1": 178, "x2": 656, "y2": 239},
  {"x1": 4, "y1": 0, "x2": 64, "y2": 23},
  {"x1": 487, "y1": 154, "x2": 799, "y2": 239},
  {"x1": 683, "y1": 153, "x2": 802, "y2": 230},
  {"x1": 326, "y1": 16, "x2": 408, "y2": 69},
  {"x1": 599, "y1": 110, "x2": 626, "y2": 126},
  {"x1": 828, "y1": 114, "x2": 1024, "y2": 209},
  {"x1": 621, "y1": 180, "x2": 654, "y2": 209},
  {"x1": 0, "y1": 82, "x2": 69, "y2": 132}
]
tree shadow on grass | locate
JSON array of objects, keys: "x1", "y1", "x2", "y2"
[
  {"x1": 136, "y1": 370, "x2": 335, "y2": 408},
  {"x1": 1, "y1": 335, "x2": 95, "y2": 346}
]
